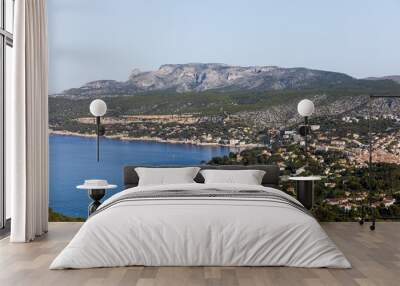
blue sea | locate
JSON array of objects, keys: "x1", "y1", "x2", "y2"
[{"x1": 49, "y1": 135, "x2": 232, "y2": 218}]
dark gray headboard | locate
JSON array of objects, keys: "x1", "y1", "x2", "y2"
[{"x1": 123, "y1": 165, "x2": 280, "y2": 189}]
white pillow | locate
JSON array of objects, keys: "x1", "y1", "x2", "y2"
[
  {"x1": 200, "y1": 169, "x2": 266, "y2": 185},
  {"x1": 135, "y1": 167, "x2": 200, "y2": 186}
]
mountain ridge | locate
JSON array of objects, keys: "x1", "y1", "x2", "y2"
[
  {"x1": 56, "y1": 63, "x2": 359, "y2": 97},
  {"x1": 364, "y1": 75, "x2": 400, "y2": 84}
]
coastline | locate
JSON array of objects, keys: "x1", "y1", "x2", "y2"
[{"x1": 49, "y1": 130, "x2": 257, "y2": 149}]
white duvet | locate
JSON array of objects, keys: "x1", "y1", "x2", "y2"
[{"x1": 50, "y1": 183, "x2": 351, "y2": 269}]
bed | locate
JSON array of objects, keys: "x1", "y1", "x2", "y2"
[{"x1": 50, "y1": 165, "x2": 351, "y2": 269}]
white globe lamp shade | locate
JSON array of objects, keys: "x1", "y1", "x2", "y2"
[
  {"x1": 297, "y1": 99, "x2": 315, "y2": 117},
  {"x1": 90, "y1": 99, "x2": 107, "y2": 117}
]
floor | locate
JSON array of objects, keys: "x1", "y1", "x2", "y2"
[{"x1": 0, "y1": 222, "x2": 399, "y2": 286}]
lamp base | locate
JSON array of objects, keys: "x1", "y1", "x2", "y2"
[{"x1": 88, "y1": 189, "x2": 105, "y2": 216}]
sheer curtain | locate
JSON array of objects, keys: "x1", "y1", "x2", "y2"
[{"x1": 8, "y1": 0, "x2": 48, "y2": 242}]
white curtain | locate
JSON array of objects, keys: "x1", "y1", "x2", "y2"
[{"x1": 8, "y1": 0, "x2": 49, "y2": 242}]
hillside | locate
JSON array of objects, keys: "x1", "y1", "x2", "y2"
[
  {"x1": 49, "y1": 63, "x2": 400, "y2": 131},
  {"x1": 50, "y1": 83, "x2": 400, "y2": 127}
]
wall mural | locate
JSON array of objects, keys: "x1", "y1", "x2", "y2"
[{"x1": 47, "y1": 0, "x2": 400, "y2": 221}]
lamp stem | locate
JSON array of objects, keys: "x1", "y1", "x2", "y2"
[
  {"x1": 304, "y1": 116, "x2": 308, "y2": 167},
  {"x1": 304, "y1": 116, "x2": 308, "y2": 156},
  {"x1": 96, "y1": 116, "x2": 100, "y2": 162}
]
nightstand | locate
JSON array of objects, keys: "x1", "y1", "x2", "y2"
[
  {"x1": 289, "y1": 176, "x2": 321, "y2": 210},
  {"x1": 77, "y1": 180, "x2": 117, "y2": 216}
]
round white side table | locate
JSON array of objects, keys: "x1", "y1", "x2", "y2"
[{"x1": 77, "y1": 180, "x2": 117, "y2": 216}]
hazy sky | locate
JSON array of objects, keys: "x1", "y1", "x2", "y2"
[{"x1": 47, "y1": 0, "x2": 400, "y2": 93}]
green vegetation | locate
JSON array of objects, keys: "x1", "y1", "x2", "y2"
[
  {"x1": 49, "y1": 208, "x2": 85, "y2": 222},
  {"x1": 49, "y1": 78, "x2": 400, "y2": 122}
]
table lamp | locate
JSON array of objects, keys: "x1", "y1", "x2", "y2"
[{"x1": 89, "y1": 99, "x2": 107, "y2": 162}]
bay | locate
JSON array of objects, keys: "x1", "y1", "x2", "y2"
[{"x1": 49, "y1": 135, "x2": 232, "y2": 218}]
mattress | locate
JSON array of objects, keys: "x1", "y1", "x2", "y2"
[{"x1": 50, "y1": 183, "x2": 351, "y2": 269}]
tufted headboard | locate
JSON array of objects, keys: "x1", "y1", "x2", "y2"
[{"x1": 123, "y1": 165, "x2": 280, "y2": 189}]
